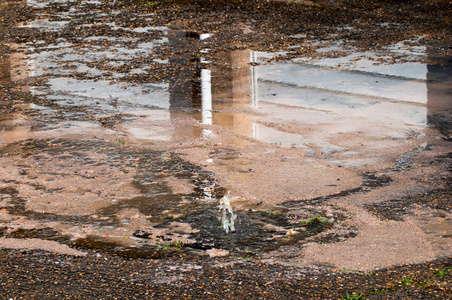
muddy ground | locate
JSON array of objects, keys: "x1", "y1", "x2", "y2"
[{"x1": 0, "y1": 0, "x2": 451, "y2": 298}]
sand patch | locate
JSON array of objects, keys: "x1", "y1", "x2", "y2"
[
  {"x1": 165, "y1": 176, "x2": 194, "y2": 195},
  {"x1": 0, "y1": 237, "x2": 86, "y2": 256},
  {"x1": 302, "y1": 221, "x2": 436, "y2": 271}
]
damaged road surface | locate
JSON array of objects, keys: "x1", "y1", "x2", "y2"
[{"x1": 0, "y1": 0, "x2": 451, "y2": 298}]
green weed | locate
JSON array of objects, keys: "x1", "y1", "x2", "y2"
[
  {"x1": 417, "y1": 279, "x2": 430, "y2": 288},
  {"x1": 341, "y1": 268, "x2": 360, "y2": 273},
  {"x1": 400, "y1": 276, "x2": 413, "y2": 285},
  {"x1": 115, "y1": 138, "x2": 126, "y2": 147},
  {"x1": 163, "y1": 213, "x2": 174, "y2": 219},
  {"x1": 233, "y1": 254, "x2": 254, "y2": 260},
  {"x1": 369, "y1": 289, "x2": 387, "y2": 295},
  {"x1": 433, "y1": 267, "x2": 452, "y2": 277},
  {"x1": 300, "y1": 214, "x2": 329, "y2": 226},
  {"x1": 145, "y1": 1, "x2": 159, "y2": 6},
  {"x1": 159, "y1": 240, "x2": 183, "y2": 251},
  {"x1": 343, "y1": 292, "x2": 363, "y2": 300}
]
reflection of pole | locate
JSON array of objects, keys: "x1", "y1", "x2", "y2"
[
  {"x1": 201, "y1": 69, "x2": 212, "y2": 125},
  {"x1": 250, "y1": 51, "x2": 259, "y2": 140},
  {"x1": 250, "y1": 51, "x2": 259, "y2": 108}
]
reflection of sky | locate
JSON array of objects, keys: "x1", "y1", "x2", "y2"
[
  {"x1": 19, "y1": 19, "x2": 70, "y2": 31},
  {"x1": 28, "y1": 37, "x2": 168, "y2": 78},
  {"x1": 253, "y1": 123, "x2": 307, "y2": 148},
  {"x1": 252, "y1": 55, "x2": 431, "y2": 145},
  {"x1": 257, "y1": 63, "x2": 428, "y2": 104},
  {"x1": 257, "y1": 78, "x2": 427, "y2": 127},
  {"x1": 26, "y1": 0, "x2": 99, "y2": 7},
  {"x1": 32, "y1": 78, "x2": 169, "y2": 117},
  {"x1": 294, "y1": 50, "x2": 428, "y2": 81}
]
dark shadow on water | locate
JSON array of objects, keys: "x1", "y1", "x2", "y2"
[
  {"x1": 179, "y1": 208, "x2": 333, "y2": 254},
  {"x1": 70, "y1": 235, "x2": 165, "y2": 259},
  {"x1": 427, "y1": 51, "x2": 452, "y2": 140}
]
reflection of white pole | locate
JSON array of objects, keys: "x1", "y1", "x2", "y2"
[
  {"x1": 250, "y1": 51, "x2": 258, "y2": 108},
  {"x1": 201, "y1": 69, "x2": 212, "y2": 125},
  {"x1": 253, "y1": 122, "x2": 258, "y2": 140}
]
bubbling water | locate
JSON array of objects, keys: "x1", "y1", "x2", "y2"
[{"x1": 220, "y1": 192, "x2": 237, "y2": 234}]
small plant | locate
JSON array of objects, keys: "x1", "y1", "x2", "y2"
[
  {"x1": 369, "y1": 289, "x2": 387, "y2": 295},
  {"x1": 163, "y1": 213, "x2": 174, "y2": 219},
  {"x1": 159, "y1": 240, "x2": 183, "y2": 251},
  {"x1": 233, "y1": 254, "x2": 254, "y2": 260},
  {"x1": 417, "y1": 279, "x2": 430, "y2": 288},
  {"x1": 18, "y1": 94, "x2": 31, "y2": 100},
  {"x1": 400, "y1": 276, "x2": 413, "y2": 285},
  {"x1": 300, "y1": 214, "x2": 329, "y2": 226},
  {"x1": 341, "y1": 268, "x2": 359, "y2": 273},
  {"x1": 145, "y1": 1, "x2": 159, "y2": 6},
  {"x1": 343, "y1": 292, "x2": 363, "y2": 300},
  {"x1": 115, "y1": 138, "x2": 126, "y2": 147},
  {"x1": 433, "y1": 267, "x2": 452, "y2": 277}
]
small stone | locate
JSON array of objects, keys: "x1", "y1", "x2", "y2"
[
  {"x1": 205, "y1": 248, "x2": 230, "y2": 257},
  {"x1": 286, "y1": 228, "x2": 298, "y2": 236}
]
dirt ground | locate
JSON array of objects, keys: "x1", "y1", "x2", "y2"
[{"x1": 0, "y1": 0, "x2": 451, "y2": 298}]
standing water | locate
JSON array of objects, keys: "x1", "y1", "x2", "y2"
[{"x1": 0, "y1": 0, "x2": 451, "y2": 262}]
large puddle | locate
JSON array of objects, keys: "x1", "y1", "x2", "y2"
[{"x1": 0, "y1": 0, "x2": 451, "y2": 260}]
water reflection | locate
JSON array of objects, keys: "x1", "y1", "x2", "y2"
[
  {"x1": 168, "y1": 30, "x2": 202, "y2": 111},
  {"x1": 426, "y1": 47, "x2": 452, "y2": 139},
  {"x1": 0, "y1": 41, "x2": 32, "y2": 144},
  {"x1": 0, "y1": 43, "x2": 30, "y2": 88},
  {"x1": 208, "y1": 49, "x2": 256, "y2": 137},
  {"x1": 164, "y1": 36, "x2": 452, "y2": 150},
  {"x1": 0, "y1": 56, "x2": 11, "y2": 82},
  {"x1": 167, "y1": 30, "x2": 256, "y2": 139},
  {"x1": 7, "y1": 9, "x2": 451, "y2": 151}
]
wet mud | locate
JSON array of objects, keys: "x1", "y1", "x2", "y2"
[{"x1": 0, "y1": 0, "x2": 451, "y2": 298}]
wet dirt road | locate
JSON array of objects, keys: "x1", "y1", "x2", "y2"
[{"x1": 0, "y1": 0, "x2": 451, "y2": 298}]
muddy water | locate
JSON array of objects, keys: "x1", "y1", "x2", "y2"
[{"x1": 0, "y1": 0, "x2": 451, "y2": 264}]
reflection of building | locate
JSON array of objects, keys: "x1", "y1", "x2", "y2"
[
  {"x1": 209, "y1": 50, "x2": 254, "y2": 136},
  {"x1": 0, "y1": 50, "x2": 12, "y2": 110},
  {"x1": 168, "y1": 30, "x2": 256, "y2": 137},
  {"x1": 0, "y1": 55, "x2": 11, "y2": 82},
  {"x1": 0, "y1": 42, "x2": 32, "y2": 144},
  {"x1": 426, "y1": 48, "x2": 452, "y2": 138},
  {"x1": 168, "y1": 30, "x2": 202, "y2": 111},
  {"x1": 2, "y1": 43, "x2": 31, "y2": 92},
  {"x1": 0, "y1": 1, "x2": 32, "y2": 144}
]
